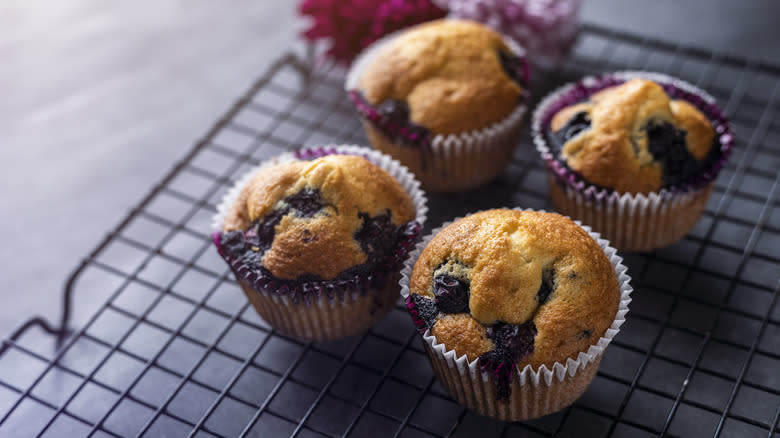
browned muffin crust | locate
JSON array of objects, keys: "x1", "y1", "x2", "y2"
[
  {"x1": 551, "y1": 79, "x2": 715, "y2": 193},
  {"x1": 224, "y1": 154, "x2": 415, "y2": 280},
  {"x1": 359, "y1": 19, "x2": 523, "y2": 135},
  {"x1": 410, "y1": 209, "x2": 620, "y2": 369},
  {"x1": 432, "y1": 314, "x2": 494, "y2": 360}
]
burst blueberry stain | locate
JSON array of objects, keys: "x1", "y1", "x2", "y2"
[
  {"x1": 222, "y1": 208, "x2": 284, "y2": 257},
  {"x1": 498, "y1": 51, "x2": 524, "y2": 86},
  {"x1": 550, "y1": 111, "x2": 591, "y2": 153},
  {"x1": 433, "y1": 275, "x2": 470, "y2": 314},
  {"x1": 536, "y1": 268, "x2": 555, "y2": 304},
  {"x1": 645, "y1": 119, "x2": 702, "y2": 187},
  {"x1": 355, "y1": 210, "x2": 400, "y2": 264},
  {"x1": 376, "y1": 99, "x2": 410, "y2": 122},
  {"x1": 285, "y1": 187, "x2": 328, "y2": 217},
  {"x1": 578, "y1": 330, "x2": 592, "y2": 340},
  {"x1": 408, "y1": 293, "x2": 439, "y2": 333},
  {"x1": 374, "y1": 98, "x2": 431, "y2": 144},
  {"x1": 479, "y1": 321, "x2": 538, "y2": 400}
]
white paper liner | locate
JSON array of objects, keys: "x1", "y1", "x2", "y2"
[
  {"x1": 531, "y1": 70, "x2": 732, "y2": 251},
  {"x1": 547, "y1": 176, "x2": 713, "y2": 251},
  {"x1": 345, "y1": 19, "x2": 530, "y2": 191},
  {"x1": 399, "y1": 208, "x2": 632, "y2": 420},
  {"x1": 236, "y1": 273, "x2": 401, "y2": 342},
  {"x1": 212, "y1": 145, "x2": 428, "y2": 341}
]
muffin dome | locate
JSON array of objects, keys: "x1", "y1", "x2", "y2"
[
  {"x1": 407, "y1": 210, "x2": 620, "y2": 377},
  {"x1": 220, "y1": 154, "x2": 416, "y2": 281},
  {"x1": 359, "y1": 19, "x2": 525, "y2": 135},
  {"x1": 548, "y1": 78, "x2": 716, "y2": 193}
]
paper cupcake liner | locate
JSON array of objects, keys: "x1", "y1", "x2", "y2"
[
  {"x1": 531, "y1": 71, "x2": 735, "y2": 251},
  {"x1": 212, "y1": 145, "x2": 428, "y2": 341},
  {"x1": 547, "y1": 175, "x2": 714, "y2": 251},
  {"x1": 345, "y1": 20, "x2": 530, "y2": 192},
  {"x1": 237, "y1": 273, "x2": 400, "y2": 342},
  {"x1": 400, "y1": 208, "x2": 632, "y2": 421}
]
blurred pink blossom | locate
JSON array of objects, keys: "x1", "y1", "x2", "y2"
[{"x1": 299, "y1": 0, "x2": 447, "y2": 65}]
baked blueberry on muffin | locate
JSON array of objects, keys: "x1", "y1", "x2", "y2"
[
  {"x1": 533, "y1": 72, "x2": 734, "y2": 251},
  {"x1": 213, "y1": 149, "x2": 425, "y2": 341},
  {"x1": 347, "y1": 18, "x2": 529, "y2": 192},
  {"x1": 404, "y1": 209, "x2": 629, "y2": 421},
  {"x1": 548, "y1": 78, "x2": 718, "y2": 193}
]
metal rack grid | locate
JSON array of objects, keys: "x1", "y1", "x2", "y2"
[{"x1": 1, "y1": 24, "x2": 779, "y2": 438}]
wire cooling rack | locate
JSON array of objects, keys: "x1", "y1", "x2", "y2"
[{"x1": 1, "y1": 24, "x2": 779, "y2": 438}]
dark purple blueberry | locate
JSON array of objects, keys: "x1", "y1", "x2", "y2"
[
  {"x1": 220, "y1": 229, "x2": 247, "y2": 256},
  {"x1": 354, "y1": 210, "x2": 399, "y2": 264},
  {"x1": 577, "y1": 330, "x2": 592, "y2": 340},
  {"x1": 371, "y1": 96, "x2": 431, "y2": 146},
  {"x1": 697, "y1": 136, "x2": 724, "y2": 176},
  {"x1": 284, "y1": 187, "x2": 328, "y2": 217},
  {"x1": 409, "y1": 293, "x2": 439, "y2": 332},
  {"x1": 498, "y1": 50, "x2": 524, "y2": 86},
  {"x1": 219, "y1": 207, "x2": 285, "y2": 262},
  {"x1": 536, "y1": 268, "x2": 555, "y2": 305},
  {"x1": 376, "y1": 99, "x2": 410, "y2": 122},
  {"x1": 559, "y1": 111, "x2": 591, "y2": 142},
  {"x1": 646, "y1": 119, "x2": 679, "y2": 146},
  {"x1": 433, "y1": 275, "x2": 470, "y2": 314},
  {"x1": 645, "y1": 120, "x2": 702, "y2": 187},
  {"x1": 479, "y1": 321, "x2": 537, "y2": 400},
  {"x1": 549, "y1": 111, "x2": 591, "y2": 153},
  {"x1": 251, "y1": 209, "x2": 287, "y2": 251},
  {"x1": 221, "y1": 187, "x2": 329, "y2": 263},
  {"x1": 484, "y1": 321, "x2": 537, "y2": 364}
]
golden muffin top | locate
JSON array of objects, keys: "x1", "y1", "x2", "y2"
[
  {"x1": 408, "y1": 209, "x2": 620, "y2": 369},
  {"x1": 222, "y1": 154, "x2": 415, "y2": 280},
  {"x1": 549, "y1": 79, "x2": 716, "y2": 193},
  {"x1": 359, "y1": 19, "x2": 524, "y2": 135}
]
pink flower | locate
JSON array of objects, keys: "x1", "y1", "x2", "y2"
[{"x1": 299, "y1": 0, "x2": 447, "y2": 65}]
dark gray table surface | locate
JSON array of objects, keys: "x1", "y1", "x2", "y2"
[{"x1": 1, "y1": 0, "x2": 778, "y2": 337}]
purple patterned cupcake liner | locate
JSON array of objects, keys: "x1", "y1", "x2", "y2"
[
  {"x1": 399, "y1": 208, "x2": 632, "y2": 421},
  {"x1": 212, "y1": 145, "x2": 428, "y2": 305},
  {"x1": 345, "y1": 19, "x2": 531, "y2": 150},
  {"x1": 532, "y1": 70, "x2": 735, "y2": 202}
]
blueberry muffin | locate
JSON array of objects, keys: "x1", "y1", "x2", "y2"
[
  {"x1": 533, "y1": 72, "x2": 734, "y2": 251},
  {"x1": 213, "y1": 149, "x2": 425, "y2": 341},
  {"x1": 549, "y1": 78, "x2": 718, "y2": 194},
  {"x1": 403, "y1": 209, "x2": 629, "y2": 421},
  {"x1": 347, "y1": 18, "x2": 529, "y2": 192}
]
